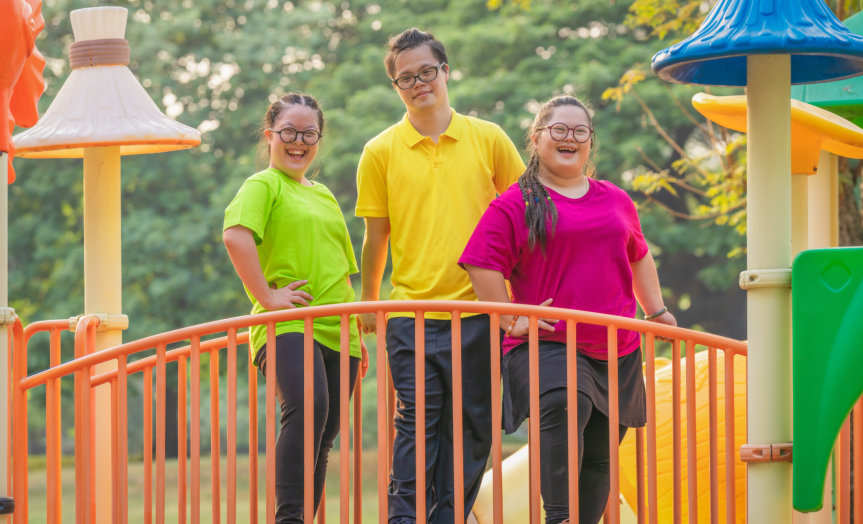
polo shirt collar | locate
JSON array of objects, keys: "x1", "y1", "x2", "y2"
[{"x1": 397, "y1": 108, "x2": 465, "y2": 147}]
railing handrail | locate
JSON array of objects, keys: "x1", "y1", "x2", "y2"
[{"x1": 14, "y1": 300, "x2": 747, "y2": 393}]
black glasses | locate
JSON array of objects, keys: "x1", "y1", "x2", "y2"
[
  {"x1": 268, "y1": 127, "x2": 322, "y2": 145},
  {"x1": 538, "y1": 123, "x2": 593, "y2": 143},
  {"x1": 391, "y1": 63, "x2": 446, "y2": 90}
]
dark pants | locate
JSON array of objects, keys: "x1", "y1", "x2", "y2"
[
  {"x1": 540, "y1": 388, "x2": 627, "y2": 524},
  {"x1": 255, "y1": 333, "x2": 360, "y2": 524},
  {"x1": 386, "y1": 315, "x2": 494, "y2": 524}
]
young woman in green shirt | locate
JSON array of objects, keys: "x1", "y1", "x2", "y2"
[{"x1": 223, "y1": 93, "x2": 368, "y2": 523}]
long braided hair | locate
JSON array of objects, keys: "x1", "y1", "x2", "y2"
[{"x1": 519, "y1": 95, "x2": 596, "y2": 252}]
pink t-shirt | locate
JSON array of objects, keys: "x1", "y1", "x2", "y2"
[{"x1": 459, "y1": 179, "x2": 649, "y2": 359}]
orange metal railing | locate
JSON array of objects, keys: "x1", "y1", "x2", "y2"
[{"x1": 4, "y1": 301, "x2": 861, "y2": 523}]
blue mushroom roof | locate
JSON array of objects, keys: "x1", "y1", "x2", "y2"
[{"x1": 652, "y1": 0, "x2": 863, "y2": 86}]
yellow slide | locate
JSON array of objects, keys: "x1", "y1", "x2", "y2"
[{"x1": 469, "y1": 351, "x2": 746, "y2": 523}]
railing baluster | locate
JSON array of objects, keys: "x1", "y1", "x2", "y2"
[
  {"x1": 415, "y1": 312, "x2": 426, "y2": 524},
  {"x1": 227, "y1": 330, "x2": 237, "y2": 524},
  {"x1": 708, "y1": 347, "x2": 718, "y2": 524},
  {"x1": 607, "y1": 325, "x2": 620, "y2": 524},
  {"x1": 210, "y1": 347, "x2": 221, "y2": 524},
  {"x1": 47, "y1": 327, "x2": 63, "y2": 523},
  {"x1": 248, "y1": 348, "x2": 259, "y2": 524},
  {"x1": 528, "y1": 314, "x2": 540, "y2": 524},
  {"x1": 191, "y1": 335, "x2": 201, "y2": 524},
  {"x1": 489, "y1": 313, "x2": 503, "y2": 524},
  {"x1": 451, "y1": 312, "x2": 464, "y2": 524},
  {"x1": 854, "y1": 398, "x2": 863, "y2": 524},
  {"x1": 178, "y1": 355, "x2": 187, "y2": 524},
  {"x1": 840, "y1": 418, "x2": 851, "y2": 524},
  {"x1": 376, "y1": 311, "x2": 388, "y2": 524},
  {"x1": 143, "y1": 367, "x2": 153, "y2": 524},
  {"x1": 723, "y1": 351, "x2": 736, "y2": 524},
  {"x1": 340, "y1": 314, "x2": 350, "y2": 524},
  {"x1": 566, "y1": 320, "x2": 579, "y2": 524},
  {"x1": 672, "y1": 339, "x2": 682, "y2": 524},
  {"x1": 645, "y1": 333, "x2": 658, "y2": 524},
  {"x1": 118, "y1": 354, "x2": 129, "y2": 524},
  {"x1": 265, "y1": 323, "x2": 276, "y2": 524},
  {"x1": 685, "y1": 340, "x2": 697, "y2": 524},
  {"x1": 303, "y1": 317, "x2": 315, "y2": 523},
  {"x1": 157, "y1": 344, "x2": 167, "y2": 524}
]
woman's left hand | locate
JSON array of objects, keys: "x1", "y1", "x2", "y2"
[
  {"x1": 649, "y1": 310, "x2": 677, "y2": 327},
  {"x1": 648, "y1": 310, "x2": 678, "y2": 342}
]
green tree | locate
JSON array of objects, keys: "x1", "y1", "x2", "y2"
[{"x1": 11, "y1": 0, "x2": 762, "y2": 452}]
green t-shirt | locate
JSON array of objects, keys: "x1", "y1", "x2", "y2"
[{"x1": 224, "y1": 168, "x2": 361, "y2": 359}]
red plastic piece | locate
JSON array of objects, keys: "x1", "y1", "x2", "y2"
[{"x1": 0, "y1": 0, "x2": 46, "y2": 183}]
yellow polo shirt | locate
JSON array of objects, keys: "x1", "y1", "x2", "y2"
[{"x1": 356, "y1": 110, "x2": 525, "y2": 318}]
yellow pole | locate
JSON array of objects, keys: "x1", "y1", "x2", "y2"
[
  {"x1": 745, "y1": 54, "x2": 793, "y2": 523},
  {"x1": 790, "y1": 149, "x2": 840, "y2": 524},
  {"x1": 0, "y1": 152, "x2": 10, "y2": 512},
  {"x1": 791, "y1": 173, "x2": 809, "y2": 257},
  {"x1": 808, "y1": 151, "x2": 839, "y2": 249},
  {"x1": 83, "y1": 146, "x2": 123, "y2": 522},
  {"x1": 791, "y1": 162, "x2": 834, "y2": 524}
]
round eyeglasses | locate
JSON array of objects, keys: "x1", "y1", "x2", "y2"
[
  {"x1": 538, "y1": 123, "x2": 593, "y2": 143},
  {"x1": 391, "y1": 63, "x2": 446, "y2": 90},
  {"x1": 268, "y1": 127, "x2": 322, "y2": 145}
]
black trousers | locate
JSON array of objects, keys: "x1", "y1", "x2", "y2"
[
  {"x1": 540, "y1": 388, "x2": 627, "y2": 524},
  {"x1": 385, "y1": 315, "x2": 494, "y2": 524},
  {"x1": 255, "y1": 333, "x2": 360, "y2": 524}
]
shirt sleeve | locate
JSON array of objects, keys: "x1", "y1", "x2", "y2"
[
  {"x1": 355, "y1": 145, "x2": 389, "y2": 218},
  {"x1": 458, "y1": 196, "x2": 522, "y2": 280},
  {"x1": 223, "y1": 178, "x2": 273, "y2": 245},
  {"x1": 492, "y1": 126, "x2": 526, "y2": 195},
  {"x1": 623, "y1": 193, "x2": 649, "y2": 263}
]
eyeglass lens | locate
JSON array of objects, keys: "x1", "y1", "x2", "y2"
[{"x1": 548, "y1": 123, "x2": 592, "y2": 142}]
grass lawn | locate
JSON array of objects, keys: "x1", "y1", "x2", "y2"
[
  {"x1": 24, "y1": 438, "x2": 527, "y2": 522},
  {"x1": 25, "y1": 449, "x2": 382, "y2": 522}
]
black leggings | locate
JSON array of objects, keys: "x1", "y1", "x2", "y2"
[
  {"x1": 255, "y1": 333, "x2": 360, "y2": 524},
  {"x1": 540, "y1": 388, "x2": 627, "y2": 524}
]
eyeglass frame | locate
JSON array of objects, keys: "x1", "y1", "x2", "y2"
[
  {"x1": 390, "y1": 62, "x2": 447, "y2": 90},
  {"x1": 267, "y1": 127, "x2": 323, "y2": 146},
  {"x1": 536, "y1": 123, "x2": 594, "y2": 143}
]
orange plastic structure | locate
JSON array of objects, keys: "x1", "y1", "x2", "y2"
[
  {"x1": 0, "y1": 0, "x2": 45, "y2": 183},
  {"x1": 691, "y1": 92, "x2": 863, "y2": 174}
]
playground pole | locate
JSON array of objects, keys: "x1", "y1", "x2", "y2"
[
  {"x1": 0, "y1": 153, "x2": 12, "y2": 517},
  {"x1": 745, "y1": 54, "x2": 793, "y2": 522},
  {"x1": 83, "y1": 146, "x2": 123, "y2": 522},
  {"x1": 808, "y1": 151, "x2": 839, "y2": 249}
]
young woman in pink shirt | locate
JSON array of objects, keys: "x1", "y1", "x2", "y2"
[{"x1": 459, "y1": 95, "x2": 676, "y2": 524}]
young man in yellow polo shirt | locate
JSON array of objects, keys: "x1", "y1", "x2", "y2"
[{"x1": 355, "y1": 28, "x2": 525, "y2": 524}]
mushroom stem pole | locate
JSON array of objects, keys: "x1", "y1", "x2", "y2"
[
  {"x1": 83, "y1": 146, "x2": 123, "y2": 523},
  {"x1": 745, "y1": 54, "x2": 793, "y2": 524}
]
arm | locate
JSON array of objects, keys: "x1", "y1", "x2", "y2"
[
  {"x1": 631, "y1": 251, "x2": 677, "y2": 327},
  {"x1": 358, "y1": 216, "x2": 390, "y2": 334},
  {"x1": 346, "y1": 274, "x2": 370, "y2": 377},
  {"x1": 463, "y1": 264, "x2": 554, "y2": 337},
  {"x1": 223, "y1": 225, "x2": 313, "y2": 311}
]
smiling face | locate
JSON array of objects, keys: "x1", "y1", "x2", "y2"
[
  {"x1": 391, "y1": 43, "x2": 449, "y2": 114},
  {"x1": 265, "y1": 103, "x2": 321, "y2": 182},
  {"x1": 533, "y1": 104, "x2": 593, "y2": 182}
]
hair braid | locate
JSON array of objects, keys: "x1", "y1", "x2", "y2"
[{"x1": 518, "y1": 152, "x2": 557, "y2": 253}]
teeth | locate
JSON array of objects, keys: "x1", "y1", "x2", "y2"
[{"x1": 287, "y1": 150, "x2": 305, "y2": 157}]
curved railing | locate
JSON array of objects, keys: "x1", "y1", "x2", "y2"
[{"x1": 8, "y1": 301, "x2": 751, "y2": 523}]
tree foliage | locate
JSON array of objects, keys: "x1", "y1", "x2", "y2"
[{"x1": 11, "y1": 0, "x2": 777, "y2": 449}]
